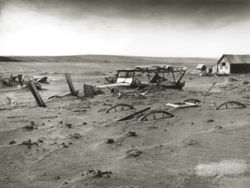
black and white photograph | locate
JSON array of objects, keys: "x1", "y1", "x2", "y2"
[{"x1": 1, "y1": 0, "x2": 250, "y2": 187}]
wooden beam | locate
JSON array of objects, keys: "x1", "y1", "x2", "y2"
[
  {"x1": 29, "y1": 82, "x2": 46, "y2": 107},
  {"x1": 171, "y1": 69, "x2": 176, "y2": 82},
  {"x1": 65, "y1": 73, "x2": 77, "y2": 96},
  {"x1": 117, "y1": 107, "x2": 151, "y2": 121},
  {"x1": 176, "y1": 69, "x2": 187, "y2": 84}
]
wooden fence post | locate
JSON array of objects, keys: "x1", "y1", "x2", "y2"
[
  {"x1": 29, "y1": 82, "x2": 46, "y2": 107},
  {"x1": 65, "y1": 73, "x2": 77, "y2": 96}
]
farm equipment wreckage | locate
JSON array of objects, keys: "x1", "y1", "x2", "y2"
[
  {"x1": 1, "y1": 66, "x2": 248, "y2": 122},
  {"x1": 100, "y1": 65, "x2": 187, "y2": 89}
]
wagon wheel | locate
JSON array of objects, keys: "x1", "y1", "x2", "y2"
[
  {"x1": 106, "y1": 103, "x2": 135, "y2": 113},
  {"x1": 183, "y1": 98, "x2": 201, "y2": 104},
  {"x1": 216, "y1": 101, "x2": 246, "y2": 110},
  {"x1": 139, "y1": 110, "x2": 174, "y2": 121}
]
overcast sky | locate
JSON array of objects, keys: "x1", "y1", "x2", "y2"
[{"x1": 0, "y1": 0, "x2": 250, "y2": 57}]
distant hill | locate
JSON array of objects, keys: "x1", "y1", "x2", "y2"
[{"x1": 0, "y1": 55, "x2": 217, "y2": 64}]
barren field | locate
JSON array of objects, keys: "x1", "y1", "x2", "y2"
[{"x1": 1, "y1": 55, "x2": 250, "y2": 188}]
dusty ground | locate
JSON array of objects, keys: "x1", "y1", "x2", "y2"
[{"x1": 1, "y1": 56, "x2": 250, "y2": 188}]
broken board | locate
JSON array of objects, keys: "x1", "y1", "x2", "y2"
[{"x1": 166, "y1": 102, "x2": 199, "y2": 108}]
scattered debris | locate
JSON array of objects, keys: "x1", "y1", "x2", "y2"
[
  {"x1": 206, "y1": 119, "x2": 214, "y2": 123},
  {"x1": 86, "y1": 169, "x2": 113, "y2": 178},
  {"x1": 1, "y1": 74, "x2": 43, "y2": 89},
  {"x1": 9, "y1": 140, "x2": 16, "y2": 145},
  {"x1": 139, "y1": 110, "x2": 174, "y2": 121},
  {"x1": 55, "y1": 176, "x2": 60, "y2": 180},
  {"x1": 62, "y1": 143, "x2": 68, "y2": 148},
  {"x1": 34, "y1": 76, "x2": 49, "y2": 84},
  {"x1": 5, "y1": 96, "x2": 16, "y2": 107},
  {"x1": 125, "y1": 149, "x2": 143, "y2": 158},
  {"x1": 106, "y1": 103, "x2": 135, "y2": 113},
  {"x1": 242, "y1": 80, "x2": 250, "y2": 85},
  {"x1": 215, "y1": 125, "x2": 223, "y2": 129},
  {"x1": 106, "y1": 138, "x2": 114, "y2": 144},
  {"x1": 23, "y1": 121, "x2": 38, "y2": 131},
  {"x1": 216, "y1": 101, "x2": 246, "y2": 110},
  {"x1": 70, "y1": 133, "x2": 82, "y2": 139},
  {"x1": 21, "y1": 139, "x2": 38, "y2": 149},
  {"x1": 38, "y1": 139, "x2": 44, "y2": 143},
  {"x1": 117, "y1": 107, "x2": 151, "y2": 121},
  {"x1": 22, "y1": 75, "x2": 42, "y2": 89},
  {"x1": 126, "y1": 131, "x2": 137, "y2": 137},
  {"x1": 183, "y1": 138, "x2": 198, "y2": 146},
  {"x1": 2, "y1": 78, "x2": 12, "y2": 87},
  {"x1": 65, "y1": 123, "x2": 72, "y2": 128}
]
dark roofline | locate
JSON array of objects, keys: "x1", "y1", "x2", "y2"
[
  {"x1": 217, "y1": 54, "x2": 229, "y2": 64},
  {"x1": 217, "y1": 54, "x2": 250, "y2": 64},
  {"x1": 217, "y1": 55, "x2": 224, "y2": 64}
]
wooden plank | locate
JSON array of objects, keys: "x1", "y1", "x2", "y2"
[
  {"x1": 171, "y1": 69, "x2": 176, "y2": 82},
  {"x1": 65, "y1": 73, "x2": 77, "y2": 96},
  {"x1": 29, "y1": 82, "x2": 46, "y2": 107},
  {"x1": 83, "y1": 84, "x2": 95, "y2": 97}
]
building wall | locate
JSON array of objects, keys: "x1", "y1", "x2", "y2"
[
  {"x1": 212, "y1": 65, "x2": 217, "y2": 73},
  {"x1": 217, "y1": 57, "x2": 230, "y2": 75},
  {"x1": 231, "y1": 64, "x2": 250, "y2": 73}
]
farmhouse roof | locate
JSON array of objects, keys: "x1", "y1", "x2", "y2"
[{"x1": 218, "y1": 54, "x2": 250, "y2": 64}]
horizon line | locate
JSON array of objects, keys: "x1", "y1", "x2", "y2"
[{"x1": 0, "y1": 53, "x2": 226, "y2": 59}]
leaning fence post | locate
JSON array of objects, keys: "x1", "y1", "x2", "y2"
[
  {"x1": 65, "y1": 73, "x2": 77, "y2": 96},
  {"x1": 29, "y1": 82, "x2": 46, "y2": 107}
]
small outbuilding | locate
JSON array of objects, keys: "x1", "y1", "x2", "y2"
[
  {"x1": 196, "y1": 64, "x2": 207, "y2": 72},
  {"x1": 216, "y1": 54, "x2": 250, "y2": 75}
]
